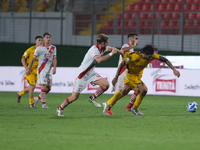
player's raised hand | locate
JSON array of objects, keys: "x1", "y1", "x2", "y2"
[
  {"x1": 111, "y1": 47, "x2": 118, "y2": 54},
  {"x1": 173, "y1": 69, "x2": 180, "y2": 78}
]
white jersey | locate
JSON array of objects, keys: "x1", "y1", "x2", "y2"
[
  {"x1": 75, "y1": 44, "x2": 108, "y2": 79},
  {"x1": 34, "y1": 43, "x2": 57, "y2": 74},
  {"x1": 118, "y1": 43, "x2": 134, "y2": 67}
]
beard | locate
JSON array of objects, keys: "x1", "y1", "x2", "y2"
[{"x1": 101, "y1": 46, "x2": 106, "y2": 50}]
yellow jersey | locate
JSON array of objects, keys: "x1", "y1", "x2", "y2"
[
  {"x1": 123, "y1": 51, "x2": 160, "y2": 75},
  {"x1": 22, "y1": 46, "x2": 38, "y2": 74}
]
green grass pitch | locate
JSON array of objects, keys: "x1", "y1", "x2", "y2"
[{"x1": 0, "y1": 92, "x2": 200, "y2": 150}]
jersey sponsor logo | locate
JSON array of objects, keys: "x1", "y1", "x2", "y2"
[
  {"x1": 45, "y1": 53, "x2": 52, "y2": 59},
  {"x1": 153, "y1": 75, "x2": 176, "y2": 93}
]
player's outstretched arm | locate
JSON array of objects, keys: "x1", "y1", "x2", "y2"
[
  {"x1": 112, "y1": 62, "x2": 126, "y2": 87},
  {"x1": 159, "y1": 56, "x2": 180, "y2": 77},
  {"x1": 95, "y1": 47, "x2": 118, "y2": 63},
  {"x1": 26, "y1": 57, "x2": 36, "y2": 75}
]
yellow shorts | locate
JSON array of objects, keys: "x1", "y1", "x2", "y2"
[
  {"x1": 124, "y1": 72, "x2": 142, "y2": 89},
  {"x1": 25, "y1": 72, "x2": 37, "y2": 85}
]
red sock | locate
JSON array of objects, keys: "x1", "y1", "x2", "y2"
[
  {"x1": 127, "y1": 92, "x2": 137, "y2": 108},
  {"x1": 93, "y1": 87, "x2": 107, "y2": 99},
  {"x1": 38, "y1": 90, "x2": 49, "y2": 99},
  {"x1": 60, "y1": 98, "x2": 71, "y2": 110},
  {"x1": 40, "y1": 89, "x2": 47, "y2": 104}
]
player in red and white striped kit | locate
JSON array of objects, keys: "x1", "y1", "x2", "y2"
[
  {"x1": 27, "y1": 32, "x2": 57, "y2": 109},
  {"x1": 56, "y1": 34, "x2": 123, "y2": 116},
  {"x1": 108, "y1": 33, "x2": 139, "y2": 115}
]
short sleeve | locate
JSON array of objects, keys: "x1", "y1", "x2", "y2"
[
  {"x1": 90, "y1": 47, "x2": 100, "y2": 59},
  {"x1": 22, "y1": 49, "x2": 29, "y2": 59},
  {"x1": 34, "y1": 47, "x2": 40, "y2": 57},
  {"x1": 53, "y1": 47, "x2": 57, "y2": 58},
  {"x1": 152, "y1": 53, "x2": 160, "y2": 60}
]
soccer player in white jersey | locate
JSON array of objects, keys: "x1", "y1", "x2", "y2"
[
  {"x1": 107, "y1": 33, "x2": 139, "y2": 115},
  {"x1": 27, "y1": 32, "x2": 57, "y2": 109},
  {"x1": 56, "y1": 34, "x2": 123, "y2": 116}
]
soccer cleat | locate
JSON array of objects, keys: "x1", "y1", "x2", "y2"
[
  {"x1": 56, "y1": 107, "x2": 64, "y2": 116},
  {"x1": 126, "y1": 106, "x2": 131, "y2": 111},
  {"x1": 103, "y1": 102, "x2": 110, "y2": 115},
  {"x1": 16, "y1": 91, "x2": 21, "y2": 103},
  {"x1": 88, "y1": 96, "x2": 101, "y2": 108},
  {"x1": 42, "y1": 104, "x2": 49, "y2": 109},
  {"x1": 107, "y1": 110, "x2": 114, "y2": 115},
  {"x1": 131, "y1": 108, "x2": 144, "y2": 116},
  {"x1": 34, "y1": 97, "x2": 39, "y2": 108},
  {"x1": 29, "y1": 104, "x2": 35, "y2": 108}
]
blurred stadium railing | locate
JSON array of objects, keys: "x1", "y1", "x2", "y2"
[{"x1": 0, "y1": 0, "x2": 200, "y2": 52}]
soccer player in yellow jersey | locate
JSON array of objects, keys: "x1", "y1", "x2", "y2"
[
  {"x1": 103, "y1": 44, "x2": 180, "y2": 116},
  {"x1": 17, "y1": 35, "x2": 43, "y2": 108}
]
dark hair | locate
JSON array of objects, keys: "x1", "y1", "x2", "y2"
[
  {"x1": 35, "y1": 35, "x2": 43, "y2": 41},
  {"x1": 96, "y1": 34, "x2": 109, "y2": 44},
  {"x1": 141, "y1": 44, "x2": 155, "y2": 55},
  {"x1": 128, "y1": 33, "x2": 138, "y2": 38},
  {"x1": 43, "y1": 32, "x2": 52, "y2": 37}
]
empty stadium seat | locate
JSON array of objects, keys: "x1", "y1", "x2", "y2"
[
  {"x1": 124, "y1": 13, "x2": 131, "y2": 20},
  {"x1": 188, "y1": 13, "x2": 196, "y2": 19},
  {"x1": 166, "y1": 4, "x2": 174, "y2": 11},
  {"x1": 184, "y1": 4, "x2": 190, "y2": 11},
  {"x1": 196, "y1": 13, "x2": 200, "y2": 19},
  {"x1": 193, "y1": 0, "x2": 199, "y2": 3},
  {"x1": 118, "y1": 14, "x2": 122, "y2": 20},
  {"x1": 193, "y1": 20, "x2": 200, "y2": 27},
  {"x1": 142, "y1": 4, "x2": 151, "y2": 12},
  {"x1": 125, "y1": 4, "x2": 134, "y2": 12},
  {"x1": 145, "y1": 0, "x2": 153, "y2": 3},
  {"x1": 190, "y1": 4, "x2": 198, "y2": 12},
  {"x1": 134, "y1": 4, "x2": 142, "y2": 13},
  {"x1": 162, "y1": 13, "x2": 171, "y2": 20},
  {"x1": 174, "y1": 4, "x2": 182, "y2": 12},
  {"x1": 139, "y1": 13, "x2": 147, "y2": 20},
  {"x1": 157, "y1": 4, "x2": 166, "y2": 12},
  {"x1": 104, "y1": 21, "x2": 112, "y2": 27},
  {"x1": 177, "y1": 0, "x2": 184, "y2": 3},
  {"x1": 161, "y1": 0, "x2": 168, "y2": 3},
  {"x1": 161, "y1": 20, "x2": 168, "y2": 27},
  {"x1": 185, "y1": 20, "x2": 193, "y2": 27},
  {"x1": 128, "y1": 21, "x2": 136, "y2": 27},
  {"x1": 169, "y1": 0, "x2": 177, "y2": 3},
  {"x1": 131, "y1": 14, "x2": 137, "y2": 20},
  {"x1": 172, "y1": 13, "x2": 180, "y2": 19},
  {"x1": 186, "y1": 0, "x2": 193, "y2": 3}
]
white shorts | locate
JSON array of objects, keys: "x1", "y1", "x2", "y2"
[
  {"x1": 73, "y1": 72, "x2": 103, "y2": 93},
  {"x1": 38, "y1": 73, "x2": 52, "y2": 86},
  {"x1": 113, "y1": 70, "x2": 126, "y2": 92}
]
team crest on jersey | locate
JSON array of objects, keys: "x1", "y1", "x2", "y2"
[{"x1": 45, "y1": 53, "x2": 51, "y2": 58}]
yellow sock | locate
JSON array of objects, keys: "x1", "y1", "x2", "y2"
[
  {"x1": 107, "y1": 91, "x2": 124, "y2": 106},
  {"x1": 133, "y1": 94, "x2": 144, "y2": 109},
  {"x1": 19, "y1": 90, "x2": 25, "y2": 96},
  {"x1": 29, "y1": 98, "x2": 34, "y2": 105}
]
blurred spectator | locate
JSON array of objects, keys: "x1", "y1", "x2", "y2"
[{"x1": 150, "y1": 48, "x2": 165, "y2": 68}]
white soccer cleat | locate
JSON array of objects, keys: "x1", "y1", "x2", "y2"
[
  {"x1": 34, "y1": 97, "x2": 39, "y2": 108},
  {"x1": 103, "y1": 102, "x2": 110, "y2": 115},
  {"x1": 131, "y1": 108, "x2": 144, "y2": 116},
  {"x1": 42, "y1": 104, "x2": 49, "y2": 109},
  {"x1": 56, "y1": 107, "x2": 64, "y2": 116},
  {"x1": 88, "y1": 96, "x2": 101, "y2": 108}
]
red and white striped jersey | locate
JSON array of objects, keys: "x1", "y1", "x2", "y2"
[
  {"x1": 33, "y1": 43, "x2": 57, "y2": 74},
  {"x1": 76, "y1": 44, "x2": 109, "y2": 79},
  {"x1": 118, "y1": 43, "x2": 134, "y2": 67}
]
